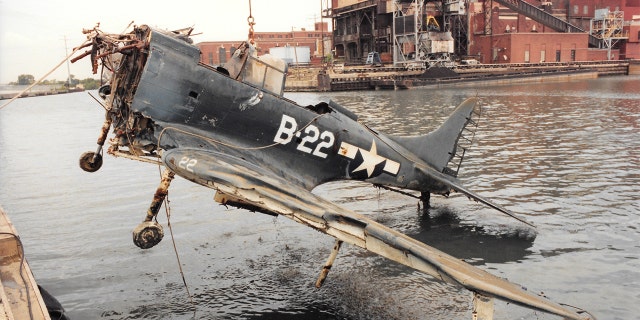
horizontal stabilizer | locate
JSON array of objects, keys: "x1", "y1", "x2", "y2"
[{"x1": 415, "y1": 162, "x2": 536, "y2": 228}]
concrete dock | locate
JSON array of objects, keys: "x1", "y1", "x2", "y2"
[{"x1": 285, "y1": 60, "x2": 636, "y2": 92}]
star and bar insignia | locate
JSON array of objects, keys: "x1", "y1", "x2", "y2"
[{"x1": 339, "y1": 140, "x2": 400, "y2": 179}]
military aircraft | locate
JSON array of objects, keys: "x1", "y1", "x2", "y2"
[{"x1": 72, "y1": 25, "x2": 592, "y2": 319}]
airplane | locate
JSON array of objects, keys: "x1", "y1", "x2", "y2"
[{"x1": 71, "y1": 24, "x2": 592, "y2": 319}]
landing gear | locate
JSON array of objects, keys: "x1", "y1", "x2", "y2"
[
  {"x1": 132, "y1": 168, "x2": 175, "y2": 249},
  {"x1": 79, "y1": 116, "x2": 112, "y2": 172},
  {"x1": 78, "y1": 148, "x2": 103, "y2": 172},
  {"x1": 133, "y1": 221, "x2": 164, "y2": 249}
]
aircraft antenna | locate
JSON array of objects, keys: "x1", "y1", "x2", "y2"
[{"x1": 247, "y1": 0, "x2": 256, "y2": 44}]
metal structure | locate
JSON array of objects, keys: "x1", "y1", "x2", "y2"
[
  {"x1": 392, "y1": 0, "x2": 454, "y2": 67},
  {"x1": 443, "y1": 0, "x2": 469, "y2": 58},
  {"x1": 491, "y1": 0, "x2": 602, "y2": 47},
  {"x1": 591, "y1": 9, "x2": 629, "y2": 60}
]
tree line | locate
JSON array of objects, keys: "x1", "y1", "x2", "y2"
[{"x1": 11, "y1": 74, "x2": 101, "y2": 90}]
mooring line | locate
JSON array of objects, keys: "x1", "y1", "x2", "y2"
[{"x1": 0, "y1": 39, "x2": 91, "y2": 111}]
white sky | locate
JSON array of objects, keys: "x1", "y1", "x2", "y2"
[{"x1": 0, "y1": 0, "x2": 325, "y2": 84}]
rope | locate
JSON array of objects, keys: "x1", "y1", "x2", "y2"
[
  {"x1": 156, "y1": 113, "x2": 326, "y2": 153},
  {"x1": 0, "y1": 39, "x2": 90, "y2": 111},
  {"x1": 158, "y1": 176, "x2": 196, "y2": 310}
]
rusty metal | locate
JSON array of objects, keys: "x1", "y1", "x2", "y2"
[
  {"x1": 247, "y1": 0, "x2": 256, "y2": 44},
  {"x1": 315, "y1": 239, "x2": 343, "y2": 288},
  {"x1": 70, "y1": 50, "x2": 92, "y2": 64},
  {"x1": 94, "y1": 41, "x2": 147, "y2": 61},
  {"x1": 144, "y1": 168, "x2": 175, "y2": 223}
]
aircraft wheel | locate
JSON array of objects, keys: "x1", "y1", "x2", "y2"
[
  {"x1": 132, "y1": 221, "x2": 164, "y2": 249},
  {"x1": 79, "y1": 151, "x2": 103, "y2": 172}
]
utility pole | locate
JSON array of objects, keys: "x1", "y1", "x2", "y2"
[{"x1": 63, "y1": 36, "x2": 72, "y2": 88}]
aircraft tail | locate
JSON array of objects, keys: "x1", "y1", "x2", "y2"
[{"x1": 390, "y1": 97, "x2": 481, "y2": 177}]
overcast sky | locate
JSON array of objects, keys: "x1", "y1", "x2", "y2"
[{"x1": 0, "y1": 0, "x2": 325, "y2": 84}]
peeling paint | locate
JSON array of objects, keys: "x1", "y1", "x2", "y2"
[{"x1": 239, "y1": 91, "x2": 263, "y2": 111}]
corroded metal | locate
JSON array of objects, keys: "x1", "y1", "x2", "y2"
[
  {"x1": 144, "y1": 168, "x2": 175, "y2": 223},
  {"x1": 315, "y1": 239, "x2": 343, "y2": 288}
]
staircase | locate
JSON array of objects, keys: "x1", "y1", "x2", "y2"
[{"x1": 493, "y1": 0, "x2": 602, "y2": 48}]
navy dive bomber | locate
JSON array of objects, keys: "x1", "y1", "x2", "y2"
[{"x1": 72, "y1": 25, "x2": 591, "y2": 319}]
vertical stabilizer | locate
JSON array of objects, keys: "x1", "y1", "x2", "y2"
[{"x1": 389, "y1": 98, "x2": 481, "y2": 177}]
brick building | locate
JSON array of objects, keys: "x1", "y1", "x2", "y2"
[
  {"x1": 197, "y1": 22, "x2": 330, "y2": 66},
  {"x1": 329, "y1": 0, "x2": 640, "y2": 64}
]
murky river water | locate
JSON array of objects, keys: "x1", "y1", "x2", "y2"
[{"x1": 0, "y1": 75, "x2": 638, "y2": 319}]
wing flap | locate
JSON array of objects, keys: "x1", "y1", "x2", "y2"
[{"x1": 162, "y1": 148, "x2": 588, "y2": 320}]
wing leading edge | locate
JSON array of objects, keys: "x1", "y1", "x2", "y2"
[{"x1": 162, "y1": 148, "x2": 588, "y2": 320}]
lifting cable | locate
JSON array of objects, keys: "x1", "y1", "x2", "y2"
[{"x1": 247, "y1": 0, "x2": 256, "y2": 44}]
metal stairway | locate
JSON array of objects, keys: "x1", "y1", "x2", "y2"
[{"x1": 493, "y1": 0, "x2": 602, "y2": 47}]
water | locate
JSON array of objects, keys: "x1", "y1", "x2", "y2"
[{"x1": 0, "y1": 75, "x2": 638, "y2": 319}]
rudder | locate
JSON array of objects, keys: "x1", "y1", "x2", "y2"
[{"x1": 390, "y1": 97, "x2": 481, "y2": 177}]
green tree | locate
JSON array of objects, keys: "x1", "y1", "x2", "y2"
[
  {"x1": 80, "y1": 78, "x2": 101, "y2": 90},
  {"x1": 18, "y1": 74, "x2": 35, "y2": 85}
]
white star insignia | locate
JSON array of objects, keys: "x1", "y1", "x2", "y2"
[{"x1": 339, "y1": 140, "x2": 400, "y2": 178}]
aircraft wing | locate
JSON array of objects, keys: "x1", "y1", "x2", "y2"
[{"x1": 162, "y1": 147, "x2": 588, "y2": 320}]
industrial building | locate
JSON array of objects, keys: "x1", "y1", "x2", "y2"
[
  {"x1": 198, "y1": 22, "x2": 331, "y2": 66},
  {"x1": 197, "y1": 1, "x2": 638, "y2": 68},
  {"x1": 329, "y1": 0, "x2": 640, "y2": 65}
]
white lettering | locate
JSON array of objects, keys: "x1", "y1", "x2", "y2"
[
  {"x1": 312, "y1": 131, "x2": 335, "y2": 158},
  {"x1": 178, "y1": 156, "x2": 197, "y2": 173},
  {"x1": 273, "y1": 114, "x2": 336, "y2": 159},
  {"x1": 273, "y1": 115, "x2": 298, "y2": 144},
  {"x1": 297, "y1": 125, "x2": 319, "y2": 153}
]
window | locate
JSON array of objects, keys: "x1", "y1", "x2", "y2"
[
  {"x1": 570, "y1": 49, "x2": 576, "y2": 61},
  {"x1": 218, "y1": 47, "x2": 227, "y2": 64},
  {"x1": 583, "y1": 5, "x2": 588, "y2": 15},
  {"x1": 555, "y1": 50, "x2": 561, "y2": 62},
  {"x1": 574, "y1": 5, "x2": 579, "y2": 14},
  {"x1": 208, "y1": 52, "x2": 213, "y2": 65}
]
